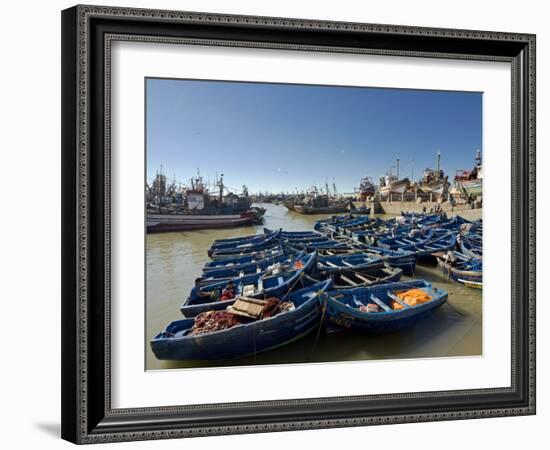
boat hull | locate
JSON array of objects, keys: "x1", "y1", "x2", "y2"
[
  {"x1": 180, "y1": 252, "x2": 317, "y2": 317},
  {"x1": 324, "y1": 281, "x2": 447, "y2": 333},
  {"x1": 379, "y1": 179, "x2": 411, "y2": 197},
  {"x1": 294, "y1": 205, "x2": 349, "y2": 215},
  {"x1": 147, "y1": 210, "x2": 262, "y2": 233},
  {"x1": 207, "y1": 230, "x2": 280, "y2": 256},
  {"x1": 151, "y1": 280, "x2": 331, "y2": 361}
]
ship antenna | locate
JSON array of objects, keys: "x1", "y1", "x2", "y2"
[{"x1": 476, "y1": 149, "x2": 482, "y2": 165}]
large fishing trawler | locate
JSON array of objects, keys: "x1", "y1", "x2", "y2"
[
  {"x1": 146, "y1": 170, "x2": 265, "y2": 232},
  {"x1": 452, "y1": 150, "x2": 483, "y2": 198}
]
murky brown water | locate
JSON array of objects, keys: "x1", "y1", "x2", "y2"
[{"x1": 146, "y1": 203, "x2": 482, "y2": 370}]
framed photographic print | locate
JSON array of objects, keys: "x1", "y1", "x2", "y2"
[{"x1": 61, "y1": 4, "x2": 536, "y2": 444}]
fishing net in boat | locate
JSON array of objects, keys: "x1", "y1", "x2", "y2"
[
  {"x1": 189, "y1": 298, "x2": 295, "y2": 335},
  {"x1": 359, "y1": 304, "x2": 380, "y2": 313},
  {"x1": 261, "y1": 297, "x2": 295, "y2": 318},
  {"x1": 188, "y1": 311, "x2": 242, "y2": 336},
  {"x1": 391, "y1": 289, "x2": 433, "y2": 310}
]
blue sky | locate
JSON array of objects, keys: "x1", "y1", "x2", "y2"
[{"x1": 146, "y1": 78, "x2": 482, "y2": 194}]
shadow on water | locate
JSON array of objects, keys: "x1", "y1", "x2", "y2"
[{"x1": 146, "y1": 203, "x2": 482, "y2": 371}]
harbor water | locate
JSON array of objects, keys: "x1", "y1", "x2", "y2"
[{"x1": 146, "y1": 203, "x2": 482, "y2": 370}]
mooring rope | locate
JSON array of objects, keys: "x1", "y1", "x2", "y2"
[{"x1": 310, "y1": 290, "x2": 328, "y2": 359}]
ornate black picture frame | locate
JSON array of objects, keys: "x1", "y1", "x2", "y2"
[{"x1": 61, "y1": 4, "x2": 536, "y2": 444}]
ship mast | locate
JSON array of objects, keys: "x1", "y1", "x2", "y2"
[
  {"x1": 475, "y1": 149, "x2": 482, "y2": 166},
  {"x1": 396, "y1": 157, "x2": 400, "y2": 179},
  {"x1": 217, "y1": 173, "x2": 224, "y2": 204}
]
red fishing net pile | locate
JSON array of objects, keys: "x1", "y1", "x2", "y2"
[
  {"x1": 189, "y1": 311, "x2": 241, "y2": 336},
  {"x1": 261, "y1": 298, "x2": 294, "y2": 318},
  {"x1": 188, "y1": 298, "x2": 295, "y2": 335}
]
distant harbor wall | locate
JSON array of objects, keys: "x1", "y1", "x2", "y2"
[{"x1": 355, "y1": 201, "x2": 482, "y2": 221}]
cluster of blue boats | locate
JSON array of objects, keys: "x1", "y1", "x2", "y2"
[{"x1": 151, "y1": 212, "x2": 483, "y2": 362}]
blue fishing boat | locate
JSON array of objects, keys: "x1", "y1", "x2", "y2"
[
  {"x1": 323, "y1": 280, "x2": 448, "y2": 333},
  {"x1": 325, "y1": 215, "x2": 371, "y2": 233},
  {"x1": 317, "y1": 253, "x2": 384, "y2": 273},
  {"x1": 207, "y1": 229, "x2": 280, "y2": 256},
  {"x1": 436, "y1": 251, "x2": 482, "y2": 287},
  {"x1": 408, "y1": 232, "x2": 457, "y2": 262},
  {"x1": 282, "y1": 237, "x2": 348, "y2": 251},
  {"x1": 302, "y1": 240, "x2": 350, "y2": 251},
  {"x1": 202, "y1": 247, "x2": 283, "y2": 271},
  {"x1": 434, "y1": 215, "x2": 471, "y2": 231},
  {"x1": 357, "y1": 245, "x2": 417, "y2": 276},
  {"x1": 151, "y1": 280, "x2": 332, "y2": 361},
  {"x1": 199, "y1": 251, "x2": 307, "y2": 286},
  {"x1": 399, "y1": 212, "x2": 448, "y2": 227},
  {"x1": 180, "y1": 252, "x2": 318, "y2": 317},
  {"x1": 457, "y1": 234, "x2": 482, "y2": 259},
  {"x1": 377, "y1": 231, "x2": 457, "y2": 263},
  {"x1": 283, "y1": 240, "x2": 355, "y2": 257},
  {"x1": 304, "y1": 264, "x2": 402, "y2": 289},
  {"x1": 338, "y1": 218, "x2": 383, "y2": 237},
  {"x1": 376, "y1": 228, "x2": 435, "y2": 249},
  {"x1": 263, "y1": 228, "x2": 322, "y2": 240},
  {"x1": 209, "y1": 242, "x2": 283, "y2": 260},
  {"x1": 281, "y1": 234, "x2": 331, "y2": 244},
  {"x1": 211, "y1": 228, "x2": 279, "y2": 246},
  {"x1": 313, "y1": 214, "x2": 354, "y2": 232}
]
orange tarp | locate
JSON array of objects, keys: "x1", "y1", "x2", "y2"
[{"x1": 391, "y1": 289, "x2": 433, "y2": 310}]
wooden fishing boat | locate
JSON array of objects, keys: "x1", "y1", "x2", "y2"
[
  {"x1": 202, "y1": 247, "x2": 283, "y2": 271},
  {"x1": 199, "y1": 251, "x2": 307, "y2": 286},
  {"x1": 459, "y1": 279, "x2": 482, "y2": 289},
  {"x1": 377, "y1": 231, "x2": 457, "y2": 263},
  {"x1": 317, "y1": 253, "x2": 384, "y2": 273},
  {"x1": 207, "y1": 229, "x2": 280, "y2": 256},
  {"x1": 209, "y1": 242, "x2": 283, "y2": 260},
  {"x1": 356, "y1": 245, "x2": 417, "y2": 276},
  {"x1": 281, "y1": 234, "x2": 331, "y2": 244},
  {"x1": 211, "y1": 229, "x2": 279, "y2": 247},
  {"x1": 283, "y1": 237, "x2": 348, "y2": 251},
  {"x1": 457, "y1": 179, "x2": 482, "y2": 197},
  {"x1": 325, "y1": 215, "x2": 371, "y2": 233},
  {"x1": 263, "y1": 228, "x2": 322, "y2": 240},
  {"x1": 151, "y1": 280, "x2": 332, "y2": 361},
  {"x1": 304, "y1": 264, "x2": 403, "y2": 289},
  {"x1": 285, "y1": 233, "x2": 417, "y2": 275},
  {"x1": 313, "y1": 214, "x2": 351, "y2": 232},
  {"x1": 147, "y1": 209, "x2": 264, "y2": 233},
  {"x1": 323, "y1": 280, "x2": 448, "y2": 333},
  {"x1": 457, "y1": 234, "x2": 482, "y2": 259},
  {"x1": 180, "y1": 252, "x2": 317, "y2": 317},
  {"x1": 378, "y1": 177, "x2": 410, "y2": 197},
  {"x1": 339, "y1": 218, "x2": 384, "y2": 237},
  {"x1": 436, "y1": 251, "x2": 482, "y2": 287}
]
